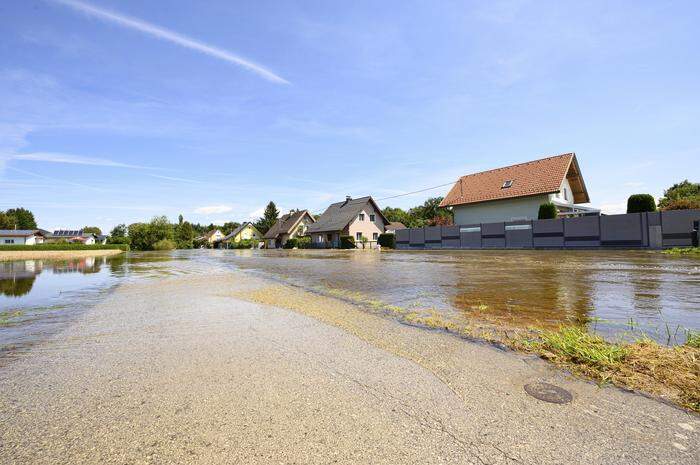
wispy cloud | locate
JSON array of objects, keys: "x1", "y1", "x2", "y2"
[
  {"x1": 48, "y1": 0, "x2": 289, "y2": 84},
  {"x1": 194, "y1": 205, "x2": 233, "y2": 215},
  {"x1": 149, "y1": 174, "x2": 205, "y2": 184},
  {"x1": 7, "y1": 166, "x2": 104, "y2": 192},
  {"x1": 11, "y1": 151, "x2": 146, "y2": 169}
]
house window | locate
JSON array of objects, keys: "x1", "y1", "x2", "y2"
[
  {"x1": 327, "y1": 234, "x2": 332, "y2": 241},
  {"x1": 356, "y1": 232, "x2": 362, "y2": 241},
  {"x1": 502, "y1": 180, "x2": 513, "y2": 188},
  {"x1": 4, "y1": 239, "x2": 14, "y2": 244},
  {"x1": 372, "y1": 232, "x2": 378, "y2": 240},
  {"x1": 359, "y1": 213, "x2": 365, "y2": 221},
  {"x1": 563, "y1": 188, "x2": 568, "y2": 201},
  {"x1": 370, "y1": 214, "x2": 375, "y2": 222}
]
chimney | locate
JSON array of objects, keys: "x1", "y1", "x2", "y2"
[{"x1": 343, "y1": 195, "x2": 352, "y2": 206}]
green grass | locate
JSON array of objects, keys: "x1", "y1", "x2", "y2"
[
  {"x1": 0, "y1": 243, "x2": 129, "y2": 251},
  {"x1": 685, "y1": 331, "x2": 700, "y2": 349},
  {"x1": 534, "y1": 326, "x2": 629, "y2": 367},
  {"x1": 662, "y1": 247, "x2": 700, "y2": 256}
]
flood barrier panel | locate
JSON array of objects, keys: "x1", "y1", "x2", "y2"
[{"x1": 392, "y1": 209, "x2": 700, "y2": 250}]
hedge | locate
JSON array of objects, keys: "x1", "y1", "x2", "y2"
[
  {"x1": 538, "y1": 202, "x2": 558, "y2": 219},
  {"x1": 0, "y1": 243, "x2": 129, "y2": 251},
  {"x1": 339, "y1": 235, "x2": 356, "y2": 249},
  {"x1": 377, "y1": 233, "x2": 396, "y2": 248},
  {"x1": 627, "y1": 194, "x2": 656, "y2": 213}
]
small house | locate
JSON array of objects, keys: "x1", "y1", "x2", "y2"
[
  {"x1": 306, "y1": 196, "x2": 389, "y2": 247},
  {"x1": 439, "y1": 153, "x2": 598, "y2": 224},
  {"x1": 49, "y1": 230, "x2": 97, "y2": 245},
  {"x1": 196, "y1": 229, "x2": 225, "y2": 248},
  {"x1": 264, "y1": 210, "x2": 315, "y2": 249},
  {"x1": 0, "y1": 230, "x2": 47, "y2": 245},
  {"x1": 223, "y1": 222, "x2": 262, "y2": 247}
]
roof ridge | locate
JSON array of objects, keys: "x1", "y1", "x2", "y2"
[{"x1": 458, "y1": 153, "x2": 574, "y2": 180}]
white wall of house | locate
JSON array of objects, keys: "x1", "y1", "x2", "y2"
[
  {"x1": 452, "y1": 194, "x2": 552, "y2": 225},
  {"x1": 553, "y1": 178, "x2": 574, "y2": 204},
  {"x1": 347, "y1": 205, "x2": 385, "y2": 242},
  {"x1": 0, "y1": 235, "x2": 37, "y2": 245},
  {"x1": 83, "y1": 236, "x2": 96, "y2": 245}
]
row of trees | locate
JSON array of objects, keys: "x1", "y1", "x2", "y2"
[
  {"x1": 627, "y1": 180, "x2": 700, "y2": 213},
  {"x1": 381, "y1": 197, "x2": 453, "y2": 228},
  {"x1": 0, "y1": 208, "x2": 37, "y2": 230}
]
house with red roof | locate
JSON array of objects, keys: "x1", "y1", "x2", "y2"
[{"x1": 440, "y1": 153, "x2": 598, "y2": 224}]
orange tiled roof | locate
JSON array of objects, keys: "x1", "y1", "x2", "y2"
[{"x1": 440, "y1": 153, "x2": 589, "y2": 207}]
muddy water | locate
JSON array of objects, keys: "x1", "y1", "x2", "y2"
[
  {"x1": 217, "y1": 249, "x2": 700, "y2": 345},
  {"x1": 1, "y1": 249, "x2": 699, "y2": 352}
]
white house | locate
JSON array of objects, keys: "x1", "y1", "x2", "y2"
[
  {"x1": 0, "y1": 230, "x2": 46, "y2": 245},
  {"x1": 440, "y1": 153, "x2": 598, "y2": 224},
  {"x1": 263, "y1": 210, "x2": 316, "y2": 249}
]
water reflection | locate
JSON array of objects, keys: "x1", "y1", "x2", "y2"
[
  {"x1": 0, "y1": 257, "x2": 109, "y2": 298},
  {"x1": 0, "y1": 261, "x2": 39, "y2": 297}
]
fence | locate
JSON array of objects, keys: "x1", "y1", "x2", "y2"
[{"x1": 395, "y1": 210, "x2": 700, "y2": 250}]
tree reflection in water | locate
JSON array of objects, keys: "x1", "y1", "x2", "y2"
[{"x1": 0, "y1": 257, "x2": 106, "y2": 297}]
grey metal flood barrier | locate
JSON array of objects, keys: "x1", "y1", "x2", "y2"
[{"x1": 392, "y1": 209, "x2": 700, "y2": 250}]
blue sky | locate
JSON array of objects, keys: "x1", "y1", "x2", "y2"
[{"x1": 1, "y1": 0, "x2": 698, "y2": 232}]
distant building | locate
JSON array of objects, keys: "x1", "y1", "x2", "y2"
[
  {"x1": 49, "y1": 230, "x2": 97, "y2": 245},
  {"x1": 0, "y1": 230, "x2": 47, "y2": 246},
  {"x1": 307, "y1": 196, "x2": 389, "y2": 247},
  {"x1": 440, "y1": 153, "x2": 599, "y2": 224},
  {"x1": 195, "y1": 229, "x2": 225, "y2": 248},
  {"x1": 223, "y1": 223, "x2": 262, "y2": 247},
  {"x1": 264, "y1": 210, "x2": 315, "y2": 249}
]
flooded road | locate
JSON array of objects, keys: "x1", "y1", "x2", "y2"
[
  {"x1": 1, "y1": 249, "x2": 699, "y2": 354},
  {"x1": 220, "y1": 249, "x2": 700, "y2": 345}
]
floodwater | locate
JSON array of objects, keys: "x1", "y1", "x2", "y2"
[{"x1": 1, "y1": 249, "x2": 699, "y2": 354}]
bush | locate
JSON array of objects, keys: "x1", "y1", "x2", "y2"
[
  {"x1": 152, "y1": 239, "x2": 176, "y2": 250},
  {"x1": 0, "y1": 243, "x2": 129, "y2": 251},
  {"x1": 296, "y1": 236, "x2": 311, "y2": 249},
  {"x1": 627, "y1": 194, "x2": 656, "y2": 213},
  {"x1": 339, "y1": 235, "x2": 356, "y2": 249},
  {"x1": 283, "y1": 238, "x2": 298, "y2": 249},
  {"x1": 229, "y1": 239, "x2": 256, "y2": 249},
  {"x1": 377, "y1": 233, "x2": 396, "y2": 248},
  {"x1": 538, "y1": 202, "x2": 558, "y2": 219},
  {"x1": 660, "y1": 198, "x2": 700, "y2": 211}
]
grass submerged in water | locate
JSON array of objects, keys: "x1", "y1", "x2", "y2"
[{"x1": 516, "y1": 326, "x2": 700, "y2": 412}]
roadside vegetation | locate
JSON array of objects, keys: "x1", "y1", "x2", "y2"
[
  {"x1": 663, "y1": 247, "x2": 700, "y2": 256},
  {"x1": 514, "y1": 327, "x2": 699, "y2": 412},
  {"x1": 0, "y1": 243, "x2": 129, "y2": 251}
]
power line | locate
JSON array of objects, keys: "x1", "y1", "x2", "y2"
[{"x1": 376, "y1": 181, "x2": 455, "y2": 201}]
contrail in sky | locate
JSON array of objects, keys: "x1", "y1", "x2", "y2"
[{"x1": 49, "y1": 0, "x2": 289, "y2": 84}]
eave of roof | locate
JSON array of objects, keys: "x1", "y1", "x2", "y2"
[{"x1": 439, "y1": 153, "x2": 590, "y2": 208}]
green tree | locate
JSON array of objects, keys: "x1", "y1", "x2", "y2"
[
  {"x1": 148, "y1": 215, "x2": 174, "y2": 244},
  {"x1": 0, "y1": 212, "x2": 13, "y2": 229},
  {"x1": 4, "y1": 208, "x2": 37, "y2": 229},
  {"x1": 175, "y1": 221, "x2": 195, "y2": 249},
  {"x1": 538, "y1": 202, "x2": 558, "y2": 219},
  {"x1": 255, "y1": 201, "x2": 279, "y2": 234},
  {"x1": 221, "y1": 221, "x2": 241, "y2": 235},
  {"x1": 658, "y1": 180, "x2": 700, "y2": 210},
  {"x1": 127, "y1": 223, "x2": 150, "y2": 250},
  {"x1": 107, "y1": 224, "x2": 130, "y2": 245},
  {"x1": 178, "y1": 214, "x2": 184, "y2": 225},
  {"x1": 82, "y1": 226, "x2": 102, "y2": 235},
  {"x1": 626, "y1": 194, "x2": 656, "y2": 213}
]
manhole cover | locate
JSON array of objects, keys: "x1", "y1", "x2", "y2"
[{"x1": 524, "y1": 382, "x2": 573, "y2": 404}]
